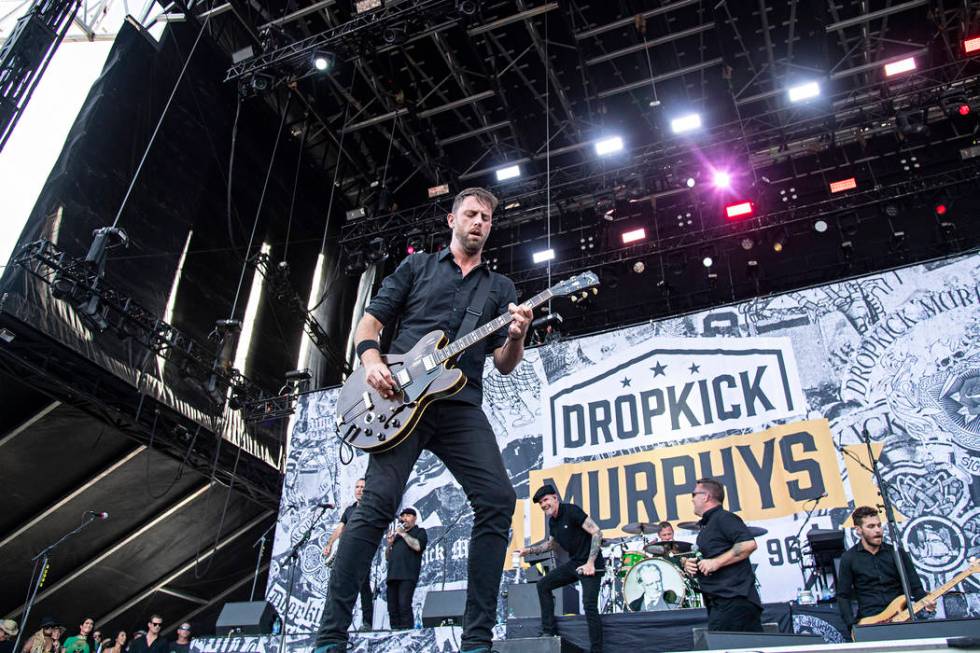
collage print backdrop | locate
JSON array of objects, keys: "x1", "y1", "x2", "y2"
[{"x1": 266, "y1": 252, "x2": 980, "y2": 648}]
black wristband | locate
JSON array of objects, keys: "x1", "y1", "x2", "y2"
[{"x1": 356, "y1": 339, "x2": 381, "y2": 358}]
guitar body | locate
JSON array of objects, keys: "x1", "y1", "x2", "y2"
[
  {"x1": 857, "y1": 595, "x2": 909, "y2": 625},
  {"x1": 335, "y1": 329, "x2": 466, "y2": 452}
]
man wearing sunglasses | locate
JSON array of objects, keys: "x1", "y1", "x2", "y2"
[
  {"x1": 682, "y1": 478, "x2": 762, "y2": 632},
  {"x1": 127, "y1": 617, "x2": 168, "y2": 653}
]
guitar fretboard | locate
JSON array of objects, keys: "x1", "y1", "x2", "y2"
[{"x1": 434, "y1": 288, "x2": 555, "y2": 364}]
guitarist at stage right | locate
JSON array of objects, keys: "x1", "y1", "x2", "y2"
[{"x1": 837, "y1": 505, "x2": 935, "y2": 632}]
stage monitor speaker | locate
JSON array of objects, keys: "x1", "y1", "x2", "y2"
[
  {"x1": 505, "y1": 582, "x2": 577, "y2": 619},
  {"x1": 853, "y1": 617, "x2": 980, "y2": 642},
  {"x1": 215, "y1": 601, "x2": 277, "y2": 636},
  {"x1": 421, "y1": 589, "x2": 467, "y2": 627},
  {"x1": 493, "y1": 637, "x2": 560, "y2": 652}
]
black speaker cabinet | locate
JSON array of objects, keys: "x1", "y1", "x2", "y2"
[
  {"x1": 215, "y1": 601, "x2": 277, "y2": 636},
  {"x1": 421, "y1": 589, "x2": 467, "y2": 627},
  {"x1": 700, "y1": 631, "x2": 821, "y2": 649},
  {"x1": 853, "y1": 617, "x2": 980, "y2": 642},
  {"x1": 493, "y1": 637, "x2": 561, "y2": 652},
  {"x1": 505, "y1": 582, "x2": 578, "y2": 619}
]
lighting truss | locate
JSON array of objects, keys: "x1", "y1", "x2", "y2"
[
  {"x1": 224, "y1": 0, "x2": 452, "y2": 81},
  {"x1": 14, "y1": 239, "x2": 274, "y2": 413},
  {"x1": 252, "y1": 252, "x2": 351, "y2": 377}
]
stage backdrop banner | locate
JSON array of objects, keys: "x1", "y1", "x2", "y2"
[{"x1": 267, "y1": 252, "x2": 980, "y2": 643}]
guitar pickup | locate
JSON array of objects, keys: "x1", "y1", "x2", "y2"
[
  {"x1": 362, "y1": 392, "x2": 374, "y2": 410},
  {"x1": 395, "y1": 369, "x2": 411, "y2": 387}
]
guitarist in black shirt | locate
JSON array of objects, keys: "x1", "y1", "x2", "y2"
[{"x1": 315, "y1": 188, "x2": 532, "y2": 653}]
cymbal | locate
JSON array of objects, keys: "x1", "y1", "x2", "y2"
[
  {"x1": 677, "y1": 521, "x2": 701, "y2": 531},
  {"x1": 601, "y1": 536, "x2": 632, "y2": 547},
  {"x1": 622, "y1": 521, "x2": 659, "y2": 535},
  {"x1": 644, "y1": 540, "x2": 693, "y2": 555},
  {"x1": 747, "y1": 526, "x2": 768, "y2": 537}
]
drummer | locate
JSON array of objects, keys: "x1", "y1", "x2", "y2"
[{"x1": 658, "y1": 522, "x2": 674, "y2": 542}]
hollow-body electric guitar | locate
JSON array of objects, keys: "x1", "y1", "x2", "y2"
[
  {"x1": 857, "y1": 556, "x2": 980, "y2": 625},
  {"x1": 334, "y1": 271, "x2": 599, "y2": 452}
]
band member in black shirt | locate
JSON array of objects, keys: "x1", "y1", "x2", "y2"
[
  {"x1": 316, "y1": 188, "x2": 532, "y2": 653},
  {"x1": 323, "y1": 478, "x2": 373, "y2": 629},
  {"x1": 837, "y1": 505, "x2": 934, "y2": 629},
  {"x1": 385, "y1": 508, "x2": 428, "y2": 629},
  {"x1": 520, "y1": 485, "x2": 604, "y2": 653},
  {"x1": 682, "y1": 478, "x2": 762, "y2": 632}
]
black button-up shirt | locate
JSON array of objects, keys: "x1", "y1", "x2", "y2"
[
  {"x1": 364, "y1": 249, "x2": 518, "y2": 405},
  {"x1": 695, "y1": 505, "x2": 761, "y2": 606},
  {"x1": 340, "y1": 501, "x2": 358, "y2": 525},
  {"x1": 387, "y1": 525, "x2": 428, "y2": 581},
  {"x1": 836, "y1": 541, "x2": 926, "y2": 627}
]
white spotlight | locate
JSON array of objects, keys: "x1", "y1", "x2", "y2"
[
  {"x1": 595, "y1": 136, "x2": 624, "y2": 156},
  {"x1": 670, "y1": 113, "x2": 702, "y2": 134},
  {"x1": 788, "y1": 81, "x2": 820, "y2": 102},
  {"x1": 702, "y1": 255, "x2": 713, "y2": 268},
  {"x1": 532, "y1": 249, "x2": 555, "y2": 264},
  {"x1": 685, "y1": 177, "x2": 696, "y2": 188},
  {"x1": 495, "y1": 165, "x2": 521, "y2": 181}
]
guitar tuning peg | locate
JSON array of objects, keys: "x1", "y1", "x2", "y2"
[
  {"x1": 569, "y1": 295, "x2": 578, "y2": 303},
  {"x1": 591, "y1": 288, "x2": 599, "y2": 295}
]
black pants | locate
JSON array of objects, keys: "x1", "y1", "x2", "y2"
[
  {"x1": 358, "y1": 574, "x2": 373, "y2": 628},
  {"x1": 705, "y1": 595, "x2": 763, "y2": 632},
  {"x1": 386, "y1": 579, "x2": 418, "y2": 629},
  {"x1": 537, "y1": 561, "x2": 603, "y2": 653},
  {"x1": 316, "y1": 401, "x2": 516, "y2": 650}
]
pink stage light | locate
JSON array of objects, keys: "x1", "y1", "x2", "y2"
[{"x1": 713, "y1": 171, "x2": 732, "y2": 188}]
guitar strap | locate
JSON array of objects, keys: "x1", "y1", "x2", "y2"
[{"x1": 454, "y1": 269, "x2": 493, "y2": 365}]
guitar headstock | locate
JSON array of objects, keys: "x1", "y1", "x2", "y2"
[{"x1": 551, "y1": 270, "x2": 600, "y2": 298}]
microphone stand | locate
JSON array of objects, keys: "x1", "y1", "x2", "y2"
[
  {"x1": 251, "y1": 520, "x2": 278, "y2": 601},
  {"x1": 794, "y1": 493, "x2": 827, "y2": 593},
  {"x1": 861, "y1": 429, "x2": 917, "y2": 622},
  {"x1": 13, "y1": 513, "x2": 103, "y2": 653},
  {"x1": 279, "y1": 503, "x2": 332, "y2": 653}
]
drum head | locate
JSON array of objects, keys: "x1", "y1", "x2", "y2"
[{"x1": 622, "y1": 558, "x2": 687, "y2": 611}]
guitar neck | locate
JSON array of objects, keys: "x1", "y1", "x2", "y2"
[
  {"x1": 434, "y1": 288, "x2": 554, "y2": 364},
  {"x1": 913, "y1": 568, "x2": 976, "y2": 612}
]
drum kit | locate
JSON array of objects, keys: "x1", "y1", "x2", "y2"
[{"x1": 597, "y1": 520, "x2": 767, "y2": 614}]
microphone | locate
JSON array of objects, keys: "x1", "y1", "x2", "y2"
[
  {"x1": 87, "y1": 511, "x2": 109, "y2": 519},
  {"x1": 312, "y1": 501, "x2": 335, "y2": 509}
]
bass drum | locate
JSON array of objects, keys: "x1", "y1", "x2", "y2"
[{"x1": 622, "y1": 557, "x2": 688, "y2": 611}]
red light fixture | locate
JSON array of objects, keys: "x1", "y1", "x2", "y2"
[
  {"x1": 724, "y1": 201, "x2": 754, "y2": 219},
  {"x1": 829, "y1": 177, "x2": 858, "y2": 193},
  {"x1": 965, "y1": 36, "x2": 980, "y2": 54},
  {"x1": 959, "y1": 104, "x2": 972, "y2": 116},
  {"x1": 935, "y1": 203, "x2": 948, "y2": 216}
]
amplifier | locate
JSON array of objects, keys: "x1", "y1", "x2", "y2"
[
  {"x1": 421, "y1": 589, "x2": 467, "y2": 627},
  {"x1": 215, "y1": 601, "x2": 277, "y2": 636}
]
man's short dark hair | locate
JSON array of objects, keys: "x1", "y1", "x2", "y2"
[
  {"x1": 851, "y1": 505, "x2": 879, "y2": 527},
  {"x1": 452, "y1": 187, "x2": 499, "y2": 214},
  {"x1": 657, "y1": 521, "x2": 672, "y2": 530},
  {"x1": 696, "y1": 478, "x2": 725, "y2": 503}
]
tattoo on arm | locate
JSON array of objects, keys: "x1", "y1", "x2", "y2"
[
  {"x1": 733, "y1": 541, "x2": 744, "y2": 556},
  {"x1": 402, "y1": 534, "x2": 422, "y2": 552},
  {"x1": 527, "y1": 537, "x2": 556, "y2": 555},
  {"x1": 582, "y1": 517, "x2": 602, "y2": 562}
]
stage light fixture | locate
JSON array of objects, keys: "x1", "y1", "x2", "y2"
[
  {"x1": 724, "y1": 200, "x2": 754, "y2": 219},
  {"x1": 428, "y1": 183, "x2": 450, "y2": 198},
  {"x1": 366, "y1": 237, "x2": 388, "y2": 263},
  {"x1": 355, "y1": 0, "x2": 382, "y2": 12},
  {"x1": 496, "y1": 165, "x2": 521, "y2": 181},
  {"x1": 406, "y1": 230, "x2": 425, "y2": 255},
  {"x1": 829, "y1": 177, "x2": 857, "y2": 193},
  {"x1": 813, "y1": 219, "x2": 829, "y2": 233},
  {"x1": 701, "y1": 247, "x2": 715, "y2": 268},
  {"x1": 456, "y1": 0, "x2": 477, "y2": 15},
  {"x1": 532, "y1": 249, "x2": 555, "y2": 264},
  {"x1": 884, "y1": 57, "x2": 916, "y2": 77},
  {"x1": 670, "y1": 113, "x2": 702, "y2": 134},
  {"x1": 621, "y1": 228, "x2": 646, "y2": 244},
  {"x1": 701, "y1": 255, "x2": 713, "y2": 268},
  {"x1": 713, "y1": 171, "x2": 731, "y2": 189},
  {"x1": 772, "y1": 227, "x2": 788, "y2": 253},
  {"x1": 382, "y1": 25, "x2": 407, "y2": 44},
  {"x1": 312, "y1": 49, "x2": 334, "y2": 72},
  {"x1": 896, "y1": 109, "x2": 929, "y2": 138},
  {"x1": 964, "y1": 36, "x2": 980, "y2": 54},
  {"x1": 346, "y1": 207, "x2": 367, "y2": 221},
  {"x1": 740, "y1": 237, "x2": 754, "y2": 250},
  {"x1": 935, "y1": 202, "x2": 948, "y2": 216},
  {"x1": 579, "y1": 235, "x2": 595, "y2": 251},
  {"x1": 788, "y1": 81, "x2": 820, "y2": 102},
  {"x1": 632, "y1": 260, "x2": 646, "y2": 274},
  {"x1": 595, "y1": 136, "x2": 624, "y2": 156}
]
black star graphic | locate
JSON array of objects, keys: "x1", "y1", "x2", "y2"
[
  {"x1": 621, "y1": 377, "x2": 632, "y2": 388},
  {"x1": 651, "y1": 361, "x2": 667, "y2": 377},
  {"x1": 689, "y1": 363, "x2": 701, "y2": 374}
]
